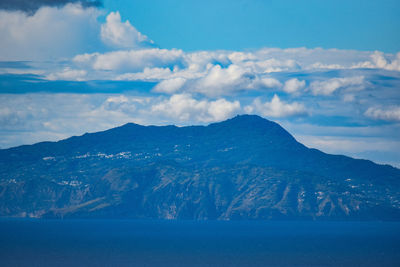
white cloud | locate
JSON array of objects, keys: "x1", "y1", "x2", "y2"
[
  {"x1": 283, "y1": 78, "x2": 306, "y2": 94},
  {"x1": 74, "y1": 49, "x2": 184, "y2": 72},
  {"x1": 0, "y1": 93, "x2": 242, "y2": 147},
  {"x1": 187, "y1": 64, "x2": 282, "y2": 97},
  {"x1": 46, "y1": 67, "x2": 87, "y2": 81},
  {"x1": 100, "y1": 11, "x2": 152, "y2": 49},
  {"x1": 365, "y1": 106, "x2": 400, "y2": 122},
  {"x1": 153, "y1": 78, "x2": 186, "y2": 94},
  {"x1": 259, "y1": 78, "x2": 282, "y2": 88},
  {"x1": 1, "y1": 8, "x2": 400, "y2": 168},
  {"x1": 190, "y1": 64, "x2": 253, "y2": 96},
  {"x1": 252, "y1": 47, "x2": 371, "y2": 70},
  {"x1": 309, "y1": 76, "x2": 365, "y2": 96},
  {"x1": 1, "y1": 90, "x2": 399, "y2": 167},
  {"x1": 353, "y1": 51, "x2": 400, "y2": 71},
  {"x1": 184, "y1": 51, "x2": 231, "y2": 72},
  {"x1": 370, "y1": 51, "x2": 400, "y2": 71},
  {"x1": 207, "y1": 99, "x2": 241, "y2": 122},
  {"x1": 308, "y1": 62, "x2": 345, "y2": 70},
  {"x1": 116, "y1": 67, "x2": 173, "y2": 81},
  {"x1": 0, "y1": 4, "x2": 101, "y2": 60},
  {"x1": 243, "y1": 58, "x2": 300, "y2": 73},
  {"x1": 0, "y1": 93, "x2": 152, "y2": 148},
  {"x1": 151, "y1": 94, "x2": 240, "y2": 122},
  {"x1": 49, "y1": 46, "x2": 400, "y2": 101},
  {"x1": 3, "y1": 10, "x2": 400, "y2": 81},
  {"x1": 246, "y1": 94, "x2": 307, "y2": 118}
]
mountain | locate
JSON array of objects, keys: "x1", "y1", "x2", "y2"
[{"x1": 0, "y1": 115, "x2": 399, "y2": 220}]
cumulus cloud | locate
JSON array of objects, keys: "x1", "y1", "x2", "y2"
[
  {"x1": 71, "y1": 49, "x2": 285, "y2": 95},
  {"x1": 353, "y1": 51, "x2": 400, "y2": 71},
  {"x1": 309, "y1": 76, "x2": 365, "y2": 96},
  {"x1": 190, "y1": 64, "x2": 253, "y2": 96},
  {"x1": 187, "y1": 64, "x2": 282, "y2": 97},
  {"x1": 151, "y1": 94, "x2": 240, "y2": 122},
  {"x1": 259, "y1": 78, "x2": 282, "y2": 88},
  {"x1": 365, "y1": 106, "x2": 400, "y2": 122},
  {"x1": 283, "y1": 78, "x2": 306, "y2": 94},
  {"x1": 370, "y1": 51, "x2": 400, "y2": 72},
  {"x1": 245, "y1": 94, "x2": 307, "y2": 118},
  {"x1": 0, "y1": 0, "x2": 101, "y2": 14},
  {"x1": 185, "y1": 51, "x2": 231, "y2": 73},
  {"x1": 153, "y1": 78, "x2": 186, "y2": 94},
  {"x1": 100, "y1": 11, "x2": 152, "y2": 49},
  {"x1": 0, "y1": 4, "x2": 101, "y2": 60}
]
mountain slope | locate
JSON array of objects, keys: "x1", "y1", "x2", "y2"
[{"x1": 0, "y1": 115, "x2": 399, "y2": 220}]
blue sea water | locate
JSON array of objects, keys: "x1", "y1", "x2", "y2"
[{"x1": 0, "y1": 220, "x2": 399, "y2": 267}]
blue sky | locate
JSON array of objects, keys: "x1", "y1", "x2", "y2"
[
  {"x1": 103, "y1": 0, "x2": 400, "y2": 52},
  {"x1": 0, "y1": 0, "x2": 399, "y2": 167}
]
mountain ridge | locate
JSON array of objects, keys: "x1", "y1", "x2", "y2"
[
  {"x1": 2, "y1": 114, "x2": 397, "y2": 170},
  {"x1": 0, "y1": 115, "x2": 399, "y2": 220}
]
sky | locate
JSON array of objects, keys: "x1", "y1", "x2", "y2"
[
  {"x1": 103, "y1": 0, "x2": 400, "y2": 52},
  {"x1": 0, "y1": 0, "x2": 399, "y2": 167}
]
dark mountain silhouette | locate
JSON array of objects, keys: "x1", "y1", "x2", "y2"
[{"x1": 0, "y1": 115, "x2": 399, "y2": 220}]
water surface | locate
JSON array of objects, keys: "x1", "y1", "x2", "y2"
[{"x1": 0, "y1": 220, "x2": 399, "y2": 266}]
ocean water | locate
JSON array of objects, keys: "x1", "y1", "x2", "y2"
[{"x1": 0, "y1": 220, "x2": 399, "y2": 267}]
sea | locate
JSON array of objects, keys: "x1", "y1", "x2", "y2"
[{"x1": 0, "y1": 219, "x2": 399, "y2": 267}]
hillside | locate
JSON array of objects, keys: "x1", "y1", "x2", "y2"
[{"x1": 0, "y1": 115, "x2": 399, "y2": 220}]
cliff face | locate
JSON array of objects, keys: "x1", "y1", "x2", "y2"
[{"x1": 1, "y1": 115, "x2": 399, "y2": 220}]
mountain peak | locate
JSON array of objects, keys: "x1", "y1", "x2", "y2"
[
  {"x1": 1, "y1": 114, "x2": 399, "y2": 220},
  {"x1": 210, "y1": 114, "x2": 278, "y2": 129},
  {"x1": 208, "y1": 114, "x2": 297, "y2": 145},
  {"x1": 224, "y1": 114, "x2": 272, "y2": 124}
]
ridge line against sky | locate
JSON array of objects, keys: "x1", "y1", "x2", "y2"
[{"x1": 0, "y1": 0, "x2": 399, "y2": 167}]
